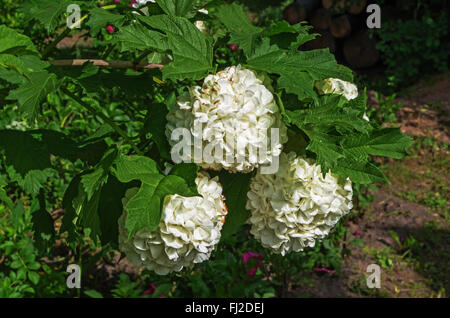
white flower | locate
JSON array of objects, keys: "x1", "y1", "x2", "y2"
[
  {"x1": 166, "y1": 65, "x2": 288, "y2": 173},
  {"x1": 246, "y1": 152, "x2": 353, "y2": 255},
  {"x1": 118, "y1": 171, "x2": 227, "y2": 275},
  {"x1": 131, "y1": 0, "x2": 155, "y2": 8},
  {"x1": 194, "y1": 20, "x2": 209, "y2": 35},
  {"x1": 315, "y1": 78, "x2": 358, "y2": 101},
  {"x1": 5, "y1": 120, "x2": 28, "y2": 131}
]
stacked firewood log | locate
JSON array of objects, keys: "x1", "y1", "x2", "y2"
[{"x1": 283, "y1": 0, "x2": 380, "y2": 69}]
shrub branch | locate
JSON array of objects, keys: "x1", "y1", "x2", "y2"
[{"x1": 49, "y1": 59, "x2": 164, "y2": 70}]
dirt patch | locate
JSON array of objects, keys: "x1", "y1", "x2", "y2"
[{"x1": 396, "y1": 72, "x2": 450, "y2": 144}]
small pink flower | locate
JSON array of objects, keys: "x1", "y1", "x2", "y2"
[
  {"x1": 129, "y1": 0, "x2": 137, "y2": 6},
  {"x1": 242, "y1": 251, "x2": 264, "y2": 277},
  {"x1": 106, "y1": 25, "x2": 115, "y2": 34},
  {"x1": 313, "y1": 267, "x2": 335, "y2": 274},
  {"x1": 142, "y1": 283, "x2": 157, "y2": 296},
  {"x1": 142, "y1": 283, "x2": 165, "y2": 298},
  {"x1": 353, "y1": 231, "x2": 360, "y2": 237},
  {"x1": 229, "y1": 44, "x2": 237, "y2": 50},
  {"x1": 114, "y1": 0, "x2": 120, "y2": 3}
]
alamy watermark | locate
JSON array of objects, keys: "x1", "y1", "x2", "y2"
[
  {"x1": 66, "y1": 264, "x2": 81, "y2": 289},
  {"x1": 66, "y1": 4, "x2": 81, "y2": 29},
  {"x1": 366, "y1": 264, "x2": 381, "y2": 288},
  {"x1": 367, "y1": 4, "x2": 381, "y2": 29}
]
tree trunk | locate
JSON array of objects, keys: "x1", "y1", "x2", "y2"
[
  {"x1": 301, "y1": 30, "x2": 336, "y2": 54},
  {"x1": 343, "y1": 30, "x2": 380, "y2": 69},
  {"x1": 330, "y1": 14, "x2": 352, "y2": 38},
  {"x1": 322, "y1": 0, "x2": 346, "y2": 12},
  {"x1": 295, "y1": 0, "x2": 322, "y2": 16},
  {"x1": 310, "y1": 8, "x2": 332, "y2": 30},
  {"x1": 349, "y1": 0, "x2": 367, "y2": 15},
  {"x1": 283, "y1": 3, "x2": 307, "y2": 25}
]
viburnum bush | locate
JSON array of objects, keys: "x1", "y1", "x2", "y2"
[{"x1": 0, "y1": 0, "x2": 412, "y2": 280}]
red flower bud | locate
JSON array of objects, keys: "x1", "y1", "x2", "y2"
[{"x1": 106, "y1": 25, "x2": 115, "y2": 34}]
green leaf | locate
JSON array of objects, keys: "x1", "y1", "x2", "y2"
[
  {"x1": 0, "y1": 188, "x2": 15, "y2": 212},
  {"x1": 62, "y1": 176, "x2": 104, "y2": 240},
  {"x1": 155, "y1": 0, "x2": 196, "y2": 17},
  {"x1": 215, "y1": 3, "x2": 263, "y2": 56},
  {"x1": 218, "y1": 171, "x2": 252, "y2": 239},
  {"x1": 0, "y1": 130, "x2": 107, "y2": 177},
  {"x1": 346, "y1": 87, "x2": 367, "y2": 113},
  {"x1": 294, "y1": 50, "x2": 354, "y2": 81},
  {"x1": 84, "y1": 290, "x2": 103, "y2": 298},
  {"x1": 286, "y1": 99, "x2": 371, "y2": 135},
  {"x1": 10, "y1": 260, "x2": 22, "y2": 269},
  {"x1": 341, "y1": 128, "x2": 412, "y2": 160},
  {"x1": 143, "y1": 103, "x2": 171, "y2": 160},
  {"x1": 0, "y1": 69, "x2": 25, "y2": 85},
  {"x1": 168, "y1": 163, "x2": 199, "y2": 195},
  {"x1": 61, "y1": 174, "x2": 83, "y2": 241},
  {"x1": 60, "y1": 66, "x2": 158, "y2": 97},
  {"x1": 113, "y1": 155, "x2": 159, "y2": 180},
  {"x1": 282, "y1": 93, "x2": 395, "y2": 180},
  {"x1": 6, "y1": 71, "x2": 61, "y2": 120},
  {"x1": 263, "y1": 20, "x2": 302, "y2": 37},
  {"x1": 86, "y1": 8, "x2": 125, "y2": 35},
  {"x1": 245, "y1": 39, "x2": 285, "y2": 72},
  {"x1": 31, "y1": 191, "x2": 55, "y2": 243},
  {"x1": 289, "y1": 32, "x2": 318, "y2": 49},
  {"x1": 28, "y1": 271, "x2": 40, "y2": 285},
  {"x1": 0, "y1": 130, "x2": 51, "y2": 176},
  {"x1": 81, "y1": 148, "x2": 118, "y2": 200},
  {"x1": 115, "y1": 23, "x2": 169, "y2": 52},
  {"x1": 263, "y1": 21, "x2": 316, "y2": 50},
  {"x1": 247, "y1": 40, "x2": 353, "y2": 86},
  {"x1": 5, "y1": 166, "x2": 53, "y2": 196},
  {"x1": 306, "y1": 133, "x2": 344, "y2": 172},
  {"x1": 278, "y1": 71, "x2": 318, "y2": 102},
  {"x1": 141, "y1": 15, "x2": 213, "y2": 80},
  {"x1": 20, "y1": 0, "x2": 74, "y2": 32},
  {"x1": 0, "y1": 25, "x2": 39, "y2": 55},
  {"x1": 32, "y1": 129, "x2": 107, "y2": 165},
  {"x1": 77, "y1": 189, "x2": 102, "y2": 239},
  {"x1": 334, "y1": 161, "x2": 388, "y2": 184},
  {"x1": 11, "y1": 201, "x2": 25, "y2": 229},
  {"x1": 98, "y1": 175, "x2": 128, "y2": 247},
  {"x1": 152, "y1": 283, "x2": 172, "y2": 298},
  {"x1": 0, "y1": 55, "x2": 27, "y2": 76},
  {"x1": 112, "y1": 155, "x2": 197, "y2": 236}
]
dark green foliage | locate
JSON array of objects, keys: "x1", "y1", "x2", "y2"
[{"x1": 375, "y1": 13, "x2": 449, "y2": 89}]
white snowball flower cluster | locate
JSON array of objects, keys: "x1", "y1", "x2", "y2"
[
  {"x1": 166, "y1": 65, "x2": 288, "y2": 173},
  {"x1": 118, "y1": 171, "x2": 228, "y2": 275},
  {"x1": 315, "y1": 78, "x2": 358, "y2": 101},
  {"x1": 246, "y1": 152, "x2": 353, "y2": 256}
]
